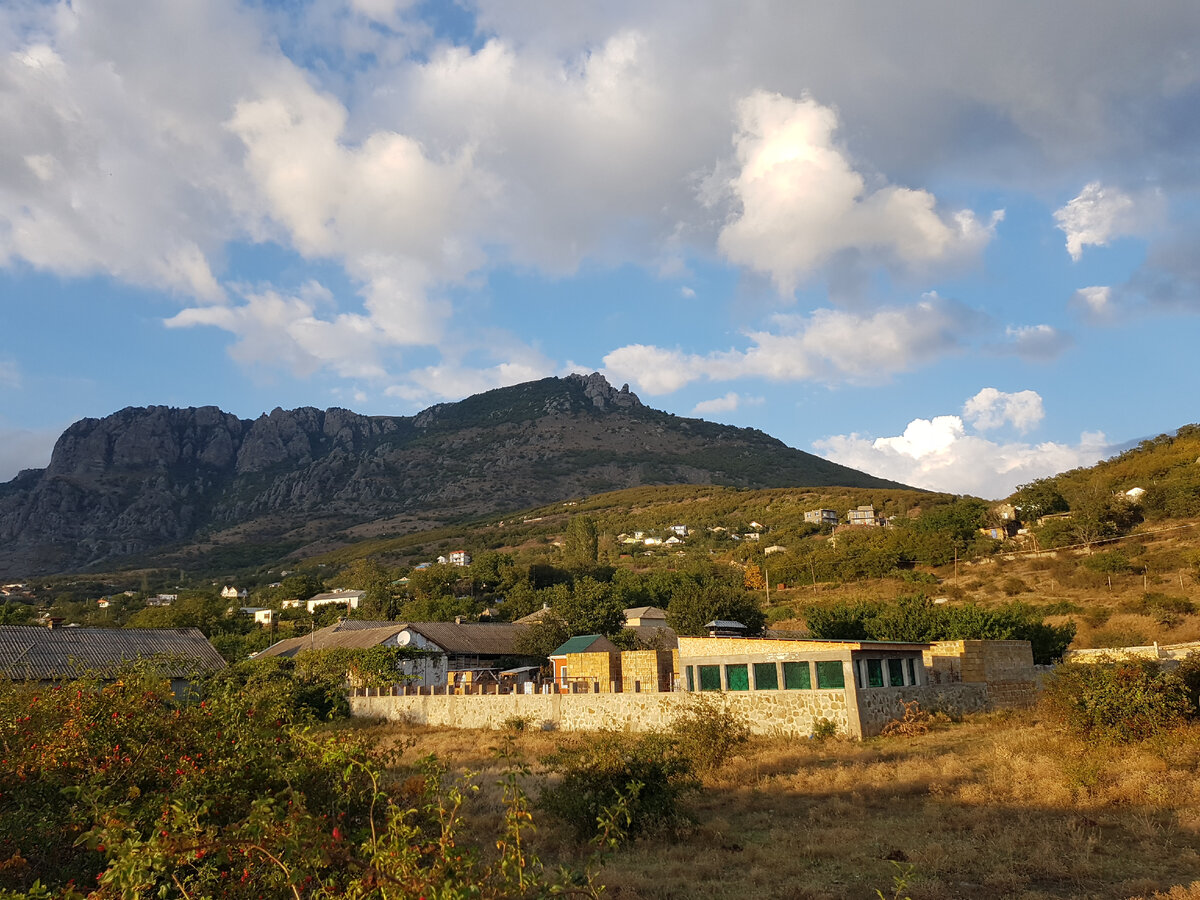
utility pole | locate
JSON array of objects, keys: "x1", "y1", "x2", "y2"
[{"x1": 954, "y1": 547, "x2": 958, "y2": 586}]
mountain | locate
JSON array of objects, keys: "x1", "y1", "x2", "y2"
[{"x1": 0, "y1": 373, "x2": 909, "y2": 575}]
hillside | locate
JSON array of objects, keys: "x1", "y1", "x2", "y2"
[{"x1": 0, "y1": 373, "x2": 907, "y2": 576}]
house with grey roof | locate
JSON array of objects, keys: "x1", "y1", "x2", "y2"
[
  {"x1": 0, "y1": 624, "x2": 227, "y2": 696},
  {"x1": 255, "y1": 619, "x2": 533, "y2": 688}
]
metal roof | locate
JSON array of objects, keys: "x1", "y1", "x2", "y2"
[
  {"x1": 256, "y1": 619, "x2": 530, "y2": 659},
  {"x1": 0, "y1": 626, "x2": 227, "y2": 680},
  {"x1": 549, "y1": 634, "x2": 619, "y2": 657}
]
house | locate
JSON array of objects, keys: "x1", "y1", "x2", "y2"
[
  {"x1": 239, "y1": 607, "x2": 274, "y2": 626},
  {"x1": 280, "y1": 598, "x2": 302, "y2": 609},
  {"x1": 741, "y1": 532, "x2": 760, "y2": 541},
  {"x1": 804, "y1": 508, "x2": 839, "y2": 526},
  {"x1": 256, "y1": 619, "x2": 534, "y2": 688},
  {"x1": 764, "y1": 545, "x2": 786, "y2": 555},
  {"x1": 548, "y1": 634, "x2": 621, "y2": 692},
  {"x1": 147, "y1": 594, "x2": 177, "y2": 607},
  {"x1": 624, "y1": 606, "x2": 669, "y2": 627},
  {"x1": 643, "y1": 537, "x2": 664, "y2": 546},
  {"x1": 846, "y1": 505, "x2": 883, "y2": 526},
  {"x1": 448, "y1": 550, "x2": 472, "y2": 567},
  {"x1": 0, "y1": 624, "x2": 227, "y2": 696},
  {"x1": 305, "y1": 589, "x2": 365, "y2": 614},
  {"x1": 748, "y1": 521, "x2": 764, "y2": 531},
  {"x1": 664, "y1": 535, "x2": 684, "y2": 546},
  {"x1": 623, "y1": 606, "x2": 677, "y2": 650},
  {"x1": 220, "y1": 586, "x2": 248, "y2": 600},
  {"x1": 669, "y1": 525, "x2": 689, "y2": 537}
]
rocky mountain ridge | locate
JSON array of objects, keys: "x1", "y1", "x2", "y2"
[{"x1": 0, "y1": 373, "x2": 907, "y2": 575}]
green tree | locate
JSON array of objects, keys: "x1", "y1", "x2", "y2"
[
  {"x1": 1010, "y1": 478, "x2": 1069, "y2": 522},
  {"x1": 666, "y1": 579, "x2": 766, "y2": 637},
  {"x1": 563, "y1": 516, "x2": 600, "y2": 571},
  {"x1": 512, "y1": 612, "x2": 571, "y2": 661},
  {"x1": 553, "y1": 577, "x2": 626, "y2": 636}
]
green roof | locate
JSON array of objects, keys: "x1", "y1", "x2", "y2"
[{"x1": 549, "y1": 634, "x2": 612, "y2": 656}]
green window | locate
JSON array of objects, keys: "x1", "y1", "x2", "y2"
[
  {"x1": 685, "y1": 666, "x2": 695, "y2": 692},
  {"x1": 817, "y1": 661, "x2": 846, "y2": 689},
  {"x1": 783, "y1": 661, "x2": 811, "y2": 690},
  {"x1": 753, "y1": 662, "x2": 779, "y2": 690},
  {"x1": 866, "y1": 659, "x2": 884, "y2": 687},
  {"x1": 906, "y1": 657, "x2": 918, "y2": 685},
  {"x1": 699, "y1": 665, "x2": 721, "y2": 692},
  {"x1": 726, "y1": 664, "x2": 750, "y2": 691},
  {"x1": 888, "y1": 659, "x2": 906, "y2": 687}
]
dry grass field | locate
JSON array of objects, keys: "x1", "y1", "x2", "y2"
[{"x1": 360, "y1": 712, "x2": 1200, "y2": 900}]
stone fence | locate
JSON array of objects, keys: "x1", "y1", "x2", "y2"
[{"x1": 350, "y1": 682, "x2": 989, "y2": 739}]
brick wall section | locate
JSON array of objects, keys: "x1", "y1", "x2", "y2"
[
  {"x1": 620, "y1": 650, "x2": 675, "y2": 693},
  {"x1": 352, "y1": 690, "x2": 855, "y2": 737},
  {"x1": 565, "y1": 651, "x2": 621, "y2": 692},
  {"x1": 924, "y1": 640, "x2": 1036, "y2": 709}
]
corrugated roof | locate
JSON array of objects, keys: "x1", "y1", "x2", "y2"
[
  {"x1": 0, "y1": 626, "x2": 227, "y2": 680},
  {"x1": 255, "y1": 619, "x2": 530, "y2": 659},
  {"x1": 405, "y1": 622, "x2": 529, "y2": 656},
  {"x1": 254, "y1": 622, "x2": 408, "y2": 658},
  {"x1": 623, "y1": 606, "x2": 668, "y2": 619},
  {"x1": 549, "y1": 634, "x2": 619, "y2": 657}
]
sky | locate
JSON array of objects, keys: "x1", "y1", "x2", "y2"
[{"x1": 2, "y1": 1, "x2": 1199, "y2": 499}]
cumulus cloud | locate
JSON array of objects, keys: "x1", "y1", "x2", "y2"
[
  {"x1": 604, "y1": 293, "x2": 984, "y2": 394},
  {"x1": 1000, "y1": 324, "x2": 1071, "y2": 360},
  {"x1": 712, "y1": 91, "x2": 1000, "y2": 294},
  {"x1": 1054, "y1": 182, "x2": 1162, "y2": 261},
  {"x1": 963, "y1": 388, "x2": 1044, "y2": 432},
  {"x1": 384, "y1": 355, "x2": 556, "y2": 406},
  {"x1": 1071, "y1": 285, "x2": 1116, "y2": 321},
  {"x1": 692, "y1": 392, "x2": 762, "y2": 416},
  {"x1": 166, "y1": 282, "x2": 390, "y2": 379},
  {"x1": 815, "y1": 407, "x2": 1108, "y2": 498}
]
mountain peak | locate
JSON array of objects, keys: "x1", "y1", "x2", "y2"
[{"x1": 564, "y1": 372, "x2": 642, "y2": 410}]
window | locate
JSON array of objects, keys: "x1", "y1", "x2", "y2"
[
  {"x1": 888, "y1": 659, "x2": 906, "y2": 687},
  {"x1": 699, "y1": 665, "x2": 722, "y2": 692},
  {"x1": 866, "y1": 659, "x2": 884, "y2": 688},
  {"x1": 816, "y1": 661, "x2": 846, "y2": 689},
  {"x1": 685, "y1": 666, "x2": 695, "y2": 692},
  {"x1": 906, "y1": 657, "x2": 918, "y2": 685},
  {"x1": 783, "y1": 661, "x2": 811, "y2": 689},
  {"x1": 726, "y1": 664, "x2": 750, "y2": 691},
  {"x1": 753, "y1": 662, "x2": 779, "y2": 690}
]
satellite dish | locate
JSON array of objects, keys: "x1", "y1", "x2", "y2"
[{"x1": 395, "y1": 632, "x2": 411, "y2": 646}]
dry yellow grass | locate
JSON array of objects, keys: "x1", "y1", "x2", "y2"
[{"x1": 358, "y1": 713, "x2": 1200, "y2": 900}]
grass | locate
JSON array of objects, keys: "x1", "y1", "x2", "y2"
[{"x1": 362, "y1": 713, "x2": 1200, "y2": 899}]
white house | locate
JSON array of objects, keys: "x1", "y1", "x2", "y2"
[
  {"x1": 669, "y1": 524, "x2": 689, "y2": 537},
  {"x1": 239, "y1": 607, "x2": 274, "y2": 626},
  {"x1": 305, "y1": 589, "x2": 365, "y2": 614},
  {"x1": 449, "y1": 550, "x2": 472, "y2": 567}
]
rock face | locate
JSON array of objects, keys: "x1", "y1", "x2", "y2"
[{"x1": 0, "y1": 374, "x2": 907, "y2": 575}]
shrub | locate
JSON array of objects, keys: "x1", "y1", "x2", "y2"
[
  {"x1": 811, "y1": 718, "x2": 838, "y2": 740},
  {"x1": 879, "y1": 701, "x2": 932, "y2": 738},
  {"x1": 1119, "y1": 592, "x2": 1196, "y2": 622},
  {"x1": 1082, "y1": 551, "x2": 1134, "y2": 574},
  {"x1": 1041, "y1": 660, "x2": 1191, "y2": 743},
  {"x1": 1177, "y1": 653, "x2": 1200, "y2": 716},
  {"x1": 670, "y1": 695, "x2": 751, "y2": 774},
  {"x1": 999, "y1": 576, "x2": 1029, "y2": 596},
  {"x1": 540, "y1": 732, "x2": 696, "y2": 842},
  {"x1": 1090, "y1": 626, "x2": 1151, "y2": 649}
]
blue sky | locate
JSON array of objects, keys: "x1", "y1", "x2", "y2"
[{"x1": 2, "y1": 1, "x2": 1199, "y2": 498}]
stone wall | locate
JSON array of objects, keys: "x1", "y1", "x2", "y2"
[
  {"x1": 352, "y1": 689, "x2": 853, "y2": 737},
  {"x1": 565, "y1": 651, "x2": 620, "y2": 692},
  {"x1": 924, "y1": 640, "x2": 1037, "y2": 708},
  {"x1": 1064, "y1": 640, "x2": 1200, "y2": 664},
  {"x1": 855, "y1": 684, "x2": 991, "y2": 736},
  {"x1": 620, "y1": 650, "x2": 675, "y2": 693}
]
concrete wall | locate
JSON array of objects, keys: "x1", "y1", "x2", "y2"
[
  {"x1": 1064, "y1": 640, "x2": 1200, "y2": 664},
  {"x1": 352, "y1": 689, "x2": 855, "y2": 737},
  {"x1": 620, "y1": 650, "x2": 675, "y2": 693}
]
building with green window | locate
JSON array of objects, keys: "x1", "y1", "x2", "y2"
[{"x1": 676, "y1": 635, "x2": 941, "y2": 737}]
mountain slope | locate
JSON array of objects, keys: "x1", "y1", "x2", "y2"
[{"x1": 0, "y1": 373, "x2": 909, "y2": 575}]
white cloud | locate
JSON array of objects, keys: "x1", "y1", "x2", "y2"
[
  {"x1": 385, "y1": 357, "x2": 555, "y2": 407},
  {"x1": 815, "y1": 410, "x2": 1108, "y2": 498},
  {"x1": 166, "y1": 283, "x2": 389, "y2": 379},
  {"x1": 1001, "y1": 324, "x2": 1071, "y2": 360},
  {"x1": 1054, "y1": 182, "x2": 1162, "y2": 261},
  {"x1": 604, "y1": 293, "x2": 983, "y2": 394},
  {"x1": 680, "y1": 286, "x2": 696, "y2": 298},
  {"x1": 713, "y1": 91, "x2": 1000, "y2": 294},
  {"x1": 1071, "y1": 285, "x2": 1115, "y2": 321},
  {"x1": 963, "y1": 388, "x2": 1044, "y2": 432},
  {"x1": 692, "y1": 392, "x2": 762, "y2": 415}
]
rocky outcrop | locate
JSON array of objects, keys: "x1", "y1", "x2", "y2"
[{"x1": 0, "y1": 374, "x2": 907, "y2": 575}]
